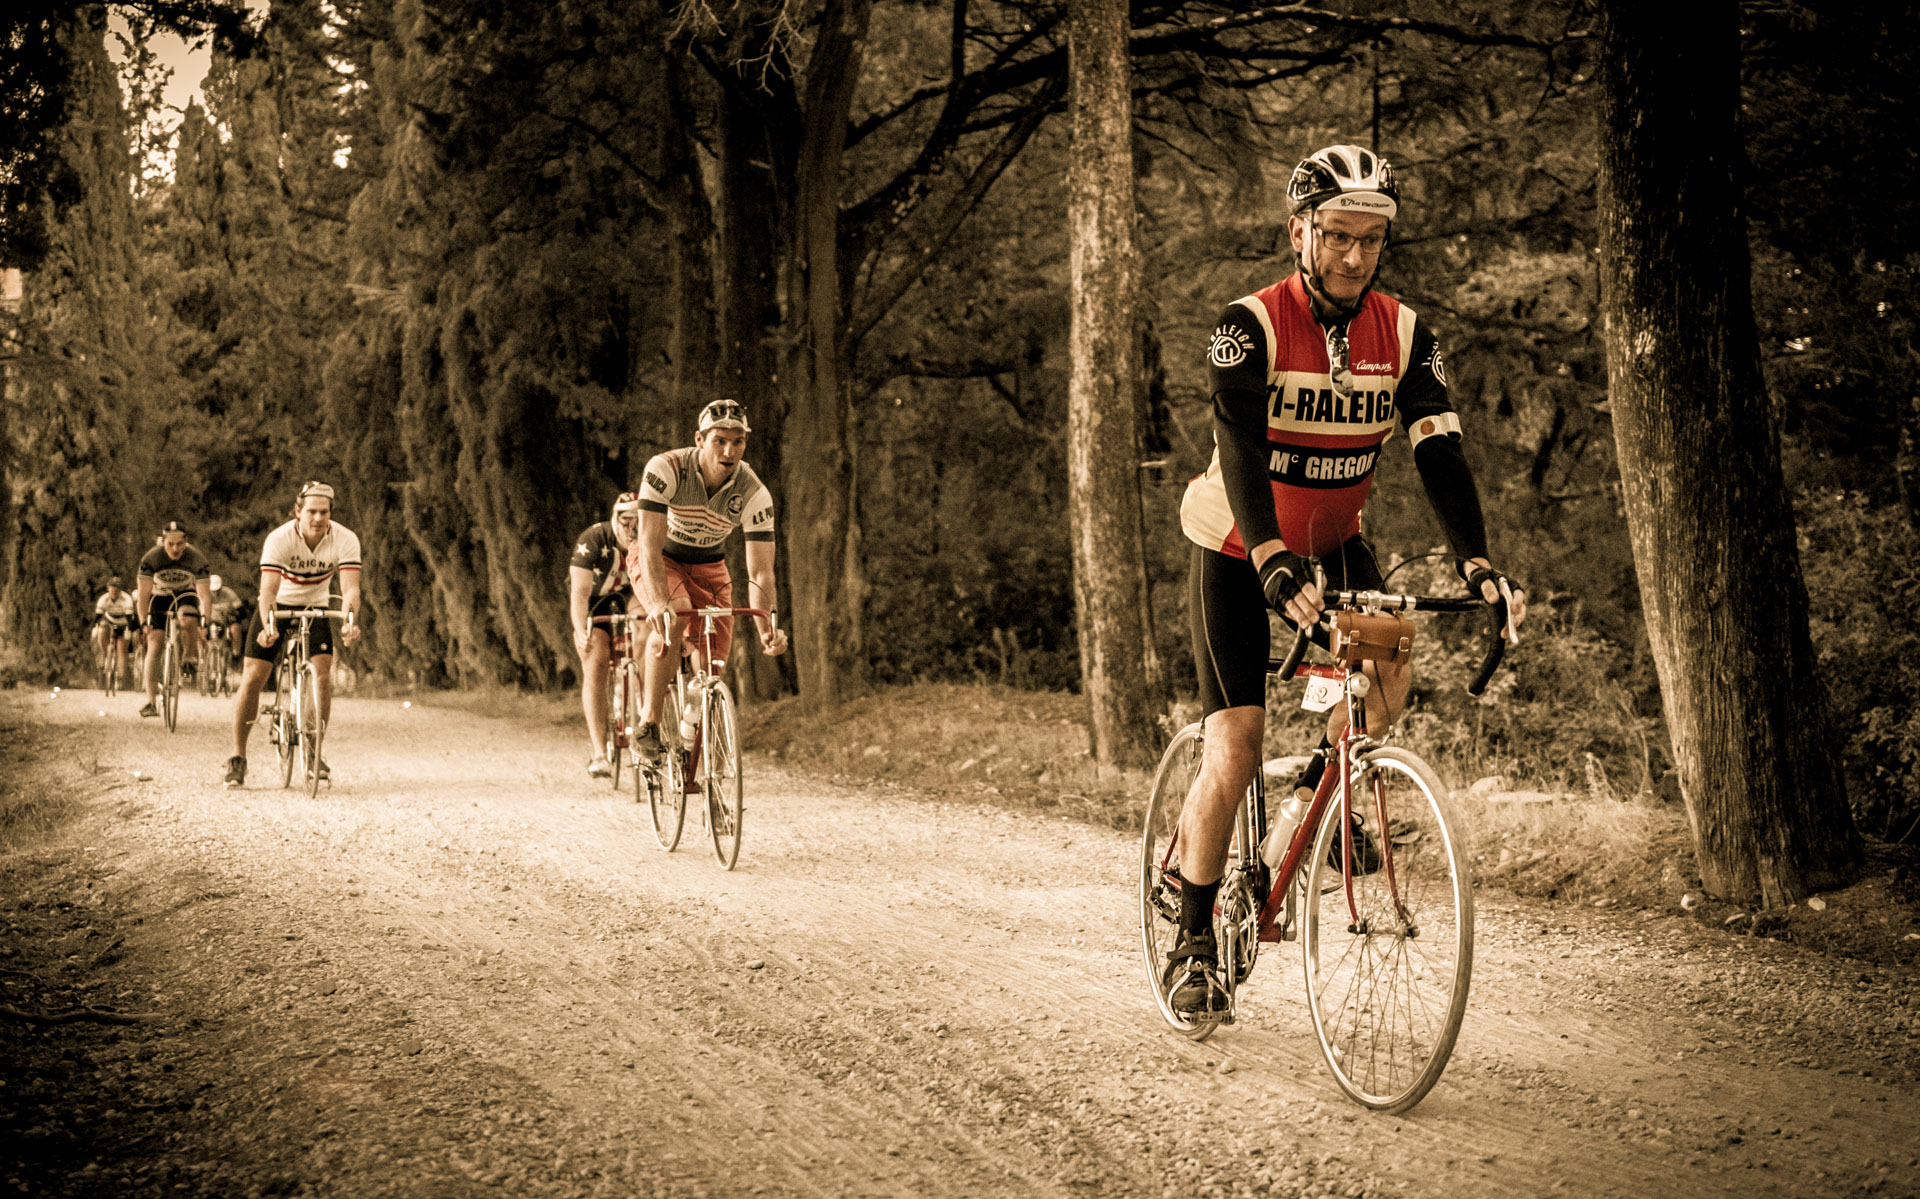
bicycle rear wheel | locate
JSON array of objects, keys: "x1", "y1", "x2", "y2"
[
  {"x1": 704, "y1": 682, "x2": 743, "y2": 869},
  {"x1": 646, "y1": 688, "x2": 686, "y2": 850},
  {"x1": 1140, "y1": 723, "x2": 1226, "y2": 1039},
  {"x1": 162, "y1": 637, "x2": 181, "y2": 732},
  {"x1": 298, "y1": 662, "x2": 325, "y2": 797},
  {"x1": 1301, "y1": 746, "x2": 1473, "y2": 1114}
]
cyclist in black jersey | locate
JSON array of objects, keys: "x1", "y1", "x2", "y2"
[
  {"x1": 1165, "y1": 145, "x2": 1528, "y2": 1017},
  {"x1": 570, "y1": 493, "x2": 641, "y2": 777}
]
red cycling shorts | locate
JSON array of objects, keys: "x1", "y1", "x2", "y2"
[{"x1": 658, "y1": 557, "x2": 734, "y2": 662}]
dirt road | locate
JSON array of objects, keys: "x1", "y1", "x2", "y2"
[{"x1": 4, "y1": 688, "x2": 1917, "y2": 1199}]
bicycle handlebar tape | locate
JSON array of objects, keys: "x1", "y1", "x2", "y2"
[
  {"x1": 1277, "y1": 621, "x2": 1314, "y2": 682},
  {"x1": 1467, "y1": 597, "x2": 1508, "y2": 697}
]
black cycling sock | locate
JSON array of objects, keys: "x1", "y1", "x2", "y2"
[
  {"x1": 1294, "y1": 734, "x2": 1333, "y2": 795},
  {"x1": 1179, "y1": 878, "x2": 1221, "y2": 940}
]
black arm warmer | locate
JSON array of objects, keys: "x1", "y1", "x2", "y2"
[
  {"x1": 1213, "y1": 386, "x2": 1285, "y2": 551},
  {"x1": 1411, "y1": 436, "x2": 1489, "y2": 564}
]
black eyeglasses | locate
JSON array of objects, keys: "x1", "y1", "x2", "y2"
[{"x1": 1312, "y1": 222, "x2": 1387, "y2": 257}]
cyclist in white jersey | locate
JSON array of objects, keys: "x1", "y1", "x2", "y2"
[
  {"x1": 627, "y1": 399, "x2": 789, "y2": 758},
  {"x1": 225, "y1": 482, "x2": 363, "y2": 788},
  {"x1": 91, "y1": 576, "x2": 136, "y2": 687}
]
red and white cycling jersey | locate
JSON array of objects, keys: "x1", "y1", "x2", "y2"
[
  {"x1": 1181, "y1": 273, "x2": 1462, "y2": 559},
  {"x1": 260, "y1": 521, "x2": 361, "y2": 606}
]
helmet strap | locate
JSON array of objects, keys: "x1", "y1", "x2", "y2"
[{"x1": 1298, "y1": 213, "x2": 1387, "y2": 327}]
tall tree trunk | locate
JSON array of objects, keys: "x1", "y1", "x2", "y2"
[
  {"x1": 783, "y1": 0, "x2": 873, "y2": 710},
  {"x1": 717, "y1": 60, "x2": 796, "y2": 703},
  {"x1": 1598, "y1": 0, "x2": 1860, "y2": 905},
  {"x1": 664, "y1": 57, "x2": 717, "y2": 420},
  {"x1": 1065, "y1": 0, "x2": 1159, "y2": 768}
]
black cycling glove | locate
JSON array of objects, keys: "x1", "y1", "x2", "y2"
[
  {"x1": 1464, "y1": 564, "x2": 1522, "y2": 607},
  {"x1": 1258, "y1": 551, "x2": 1315, "y2": 612}
]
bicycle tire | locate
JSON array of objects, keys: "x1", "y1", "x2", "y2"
[
  {"x1": 162, "y1": 636, "x2": 181, "y2": 732},
  {"x1": 607, "y1": 659, "x2": 625, "y2": 791},
  {"x1": 1301, "y1": 746, "x2": 1473, "y2": 1114},
  {"x1": 704, "y1": 682, "x2": 743, "y2": 870},
  {"x1": 646, "y1": 687, "x2": 686, "y2": 850},
  {"x1": 101, "y1": 644, "x2": 117, "y2": 696},
  {"x1": 1139, "y1": 723, "x2": 1227, "y2": 1040},
  {"x1": 275, "y1": 666, "x2": 296, "y2": 789},
  {"x1": 299, "y1": 661, "x2": 325, "y2": 798},
  {"x1": 620, "y1": 659, "x2": 646, "y2": 794}
]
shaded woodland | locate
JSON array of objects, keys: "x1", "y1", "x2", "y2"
[{"x1": 3, "y1": 1, "x2": 1918, "y2": 864}]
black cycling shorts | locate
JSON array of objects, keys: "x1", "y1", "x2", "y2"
[
  {"x1": 1188, "y1": 533, "x2": 1385, "y2": 717},
  {"x1": 146, "y1": 592, "x2": 200, "y2": 631},
  {"x1": 242, "y1": 605, "x2": 336, "y2": 665},
  {"x1": 585, "y1": 591, "x2": 627, "y2": 632},
  {"x1": 98, "y1": 619, "x2": 132, "y2": 642}
]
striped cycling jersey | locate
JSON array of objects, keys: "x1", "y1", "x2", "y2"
[
  {"x1": 259, "y1": 520, "x2": 362, "y2": 606},
  {"x1": 636, "y1": 447, "x2": 774, "y2": 565},
  {"x1": 95, "y1": 591, "x2": 136, "y2": 623},
  {"x1": 1182, "y1": 273, "x2": 1468, "y2": 559}
]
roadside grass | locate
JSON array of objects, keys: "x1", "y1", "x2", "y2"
[
  {"x1": 740, "y1": 681, "x2": 1699, "y2": 910},
  {"x1": 0, "y1": 705, "x2": 82, "y2": 850}
]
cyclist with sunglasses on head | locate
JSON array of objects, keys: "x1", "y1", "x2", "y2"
[
  {"x1": 1167, "y1": 144, "x2": 1527, "y2": 1016},
  {"x1": 625, "y1": 400, "x2": 790, "y2": 762},
  {"x1": 570, "y1": 492, "x2": 643, "y2": 777}
]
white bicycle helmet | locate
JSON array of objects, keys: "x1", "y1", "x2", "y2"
[{"x1": 1287, "y1": 144, "x2": 1399, "y2": 219}]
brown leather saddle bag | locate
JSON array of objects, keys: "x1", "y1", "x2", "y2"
[{"x1": 1329, "y1": 611, "x2": 1415, "y2": 666}]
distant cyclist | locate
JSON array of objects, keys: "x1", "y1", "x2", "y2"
[
  {"x1": 225, "y1": 482, "x2": 363, "y2": 788},
  {"x1": 1165, "y1": 145, "x2": 1526, "y2": 1016},
  {"x1": 136, "y1": 521, "x2": 212, "y2": 717},
  {"x1": 627, "y1": 399, "x2": 789, "y2": 758},
  {"x1": 569, "y1": 492, "x2": 641, "y2": 777},
  {"x1": 207, "y1": 574, "x2": 244, "y2": 670},
  {"x1": 91, "y1": 576, "x2": 136, "y2": 688}
]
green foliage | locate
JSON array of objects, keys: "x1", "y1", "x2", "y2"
[{"x1": 1799, "y1": 490, "x2": 1920, "y2": 842}]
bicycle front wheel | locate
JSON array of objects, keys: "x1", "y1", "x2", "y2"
[
  {"x1": 1301, "y1": 746, "x2": 1473, "y2": 1114},
  {"x1": 1140, "y1": 723, "x2": 1219, "y2": 1038},
  {"x1": 162, "y1": 640, "x2": 181, "y2": 732},
  {"x1": 275, "y1": 669, "x2": 296, "y2": 789},
  {"x1": 299, "y1": 662, "x2": 325, "y2": 798},
  {"x1": 101, "y1": 646, "x2": 117, "y2": 696},
  {"x1": 704, "y1": 683, "x2": 743, "y2": 870}
]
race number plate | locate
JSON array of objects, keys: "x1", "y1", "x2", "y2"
[{"x1": 1300, "y1": 674, "x2": 1342, "y2": 713}]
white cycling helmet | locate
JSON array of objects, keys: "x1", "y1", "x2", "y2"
[
  {"x1": 210, "y1": 574, "x2": 224, "y2": 592},
  {"x1": 1287, "y1": 144, "x2": 1399, "y2": 220}
]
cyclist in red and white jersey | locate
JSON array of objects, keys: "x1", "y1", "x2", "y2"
[
  {"x1": 626, "y1": 400, "x2": 789, "y2": 758},
  {"x1": 569, "y1": 492, "x2": 641, "y2": 777},
  {"x1": 135, "y1": 521, "x2": 212, "y2": 717},
  {"x1": 1165, "y1": 145, "x2": 1528, "y2": 1016},
  {"x1": 225, "y1": 482, "x2": 363, "y2": 788}
]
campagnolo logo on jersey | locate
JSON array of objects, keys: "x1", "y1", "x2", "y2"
[
  {"x1": 1353, "y1": 360, "x2": 1394, "y2": 373},
  {"x1": 1209, "y1": 325, "x2": 1254, "y2": 368}
]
